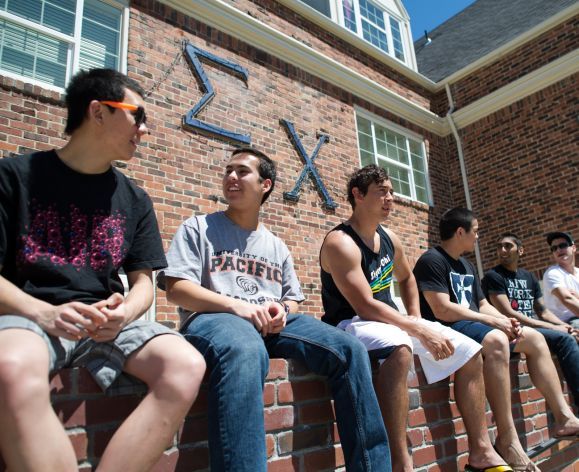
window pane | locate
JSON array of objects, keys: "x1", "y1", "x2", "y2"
[
  {"x1": 356, "y1": 115, "x2": 372, "y2": 135},
  {"x1": 5, "y1": 0, "x2": 42, "y2": 23},
  {"x1": 342, "y1": 0, "x2": 357, "y2": 32},
  {"x1": 44, "y1": 2, "x2": 75, "y2": 35},
  {"x1": 362, "y1": 20, "x2": 388, "y2": 52},
  {"x1": 0, "y1": 19, "x2": 68, "y2": 87},
  {"x1": 79, "y1": 0, "x2": 121, "y2": 71},
  {"x1": 360, "y1": 149, "x2": 374, "y2": 167},
  {"x1": 359, "y1": 0, "x2": 385, "y2": 29},
  {"x1": 358, "y1": 133, "x2": 374, "y2": 153},
  {"x1": 411, "y1": 153, "x2": 425, "y2": 172},
  {"x1": 4, "y1": 0, "x2": 76, "y2": 35},
  {"x1": 390, "y1": 17, "x2": 405, "y2": 61},
  {"x1": 356, "y1": 114, "x2": 430, "y2": 203},
  {"x1": 300, "y1": 0, "x2": 331, "y2": 17}
]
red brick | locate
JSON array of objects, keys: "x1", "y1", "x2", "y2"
[
  {"x1": 68, "y1": 431, "x2": 88, "y2": 461},
  {"x1": 303, "y1": 445, "x2": 345, "y2": 470},
  {"x1": 267, "y1": 456, "x2": 300, "y2": 472},
  {"x1": 298, "y1": 400, "x2": 335, "y2": 425},
  {"x1": 278, "y1": 380, "x2": 328, "y2": 404},
  {"x1": 265, "y1": 405, "x2": 295, "y2": 431},
  {"x1": 267, "y1": 359, "x2": 288, "y2": 380}
]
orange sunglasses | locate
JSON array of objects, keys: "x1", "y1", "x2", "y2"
[{"x1": 100, "y1": 101, "x2": 147, "y2": 127}]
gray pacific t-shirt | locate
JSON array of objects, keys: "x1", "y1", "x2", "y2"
[{"x1": 158, "y1": 211, "x2": 304, "y2": 324}]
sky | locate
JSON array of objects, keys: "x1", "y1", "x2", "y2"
[{"x1": 403, "y1": 0, "x2": 477, "y2": 41}]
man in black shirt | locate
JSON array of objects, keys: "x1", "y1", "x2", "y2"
[
  {"x1": 482, "y1": 233, "x2": 578, "y2": 409},
  {"x1": 0, "y1": 69, "x2": 205, "y2": 471},
  {"x1": 414, "y1": 208, "x2": 579, "y2": 471}
]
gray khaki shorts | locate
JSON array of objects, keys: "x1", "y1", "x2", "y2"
[{"x1": 0, "y1": 315, "x2": 180, "y2": 395}]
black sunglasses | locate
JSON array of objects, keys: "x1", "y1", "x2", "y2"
[
  {"x1": 550, "y1": 242, "x2": 570, "y2": 253},
  {"x1": 100, "y1": 101, "x2": 147, "y2": 127}
]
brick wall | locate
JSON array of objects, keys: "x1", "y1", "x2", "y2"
[
  {"x1": 1, "y1": 357, "x2": 576, "y2": 472},
  {"x1": 446, "y1": 75, "x2": 579, "y2": 275}
]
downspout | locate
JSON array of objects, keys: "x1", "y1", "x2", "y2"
[{"x1": 445, "y1": 84, "x2": 484, "y2": 279}]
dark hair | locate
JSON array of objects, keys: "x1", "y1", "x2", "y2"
[
  {"x1": 499, "y1": 232, "x2": 523, "y2": 248},
  {"x1": 546, "y1": 231, "x2": 574, "y2": 246},
  {"x1": 64, "y1": 68, "x2": 145, "y2": 135},
  {"x1": 439, "y1": 207, "x2": 476, "y2": 241},
  {"x1": 347, "y1": 164, "x2": 389, "y2": 208},
  {"x1": 231, "y1": 147, "x2": 277, "y2": 203}
]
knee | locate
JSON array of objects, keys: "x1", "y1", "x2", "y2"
[
  {"x1": 0, "y1": 352, "x2": 49, "y2": 409},
  {"x1": 148, "y1": 342, "x2": 206, "y2": 403},
  {"x1": 382, "y1": 345, "x2": 413, "y2": 372},
  {"x1": 520, "y1": 328, "x2": 549, "y2": 355},
  {"x1": 482, "y1": 331, "x2": 510, "y2": 361}
]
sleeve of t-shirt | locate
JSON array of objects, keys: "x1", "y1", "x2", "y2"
[
  {"x1": 481, "y1": 270, "x2": 506, "y2": 296},
  {"x1": 157, "y1": 217, "x2": 203, "y2": 290},
  {"x1": 414, "y1": 251, "x2": 451, "y2": 294},
  {"x1": 123, "y1": 192, "x2": 167, "y2": 273},
  {"x1": 280, "y1": 250, "x2": 305, "y2": 303},
  {"x1": 543, "y1": 268, "x2": 565, "y2": 294}
]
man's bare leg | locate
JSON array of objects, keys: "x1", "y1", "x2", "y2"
[
  {"x1": 481, "y1": 330, "x2": 538, "y2": 471},
  {"x1": 97, "y1": 335, "x2": 205, "y2": 472},
  {"x1": 0, "y1": 330, "x2": 77, "y2": 472},
  {"x1": 454, "y1": 352, "x2": 507, "y2": 468},
  {"x1": 375, "y1": 346, "x2": 413, "y2": 472},
  {"x1": 514, "y1": 328, "x2": 579, "y2": 436}
]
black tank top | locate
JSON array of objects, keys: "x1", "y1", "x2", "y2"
[{"x1": 321, "y1": 223, "x2": 397, "y2": 326}]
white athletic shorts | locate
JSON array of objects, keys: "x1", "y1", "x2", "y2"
[{"x1": 337, "y1": 317, "x2": 482, "y2": 384}]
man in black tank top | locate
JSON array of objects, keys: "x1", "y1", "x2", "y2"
[{"x1": 320, "y1": 165, "x2": 509, "y2": 472}]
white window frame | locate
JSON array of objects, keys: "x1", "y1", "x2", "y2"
[
  {"x1": 299, "y1": 0, "x2": 411, "y2": 66},
  {"x1": 355, "y1": 107, "x2": 433, "y2": 205},
  {"x1": 0, "y1": 0, "x2": 129, "y2": 92}
]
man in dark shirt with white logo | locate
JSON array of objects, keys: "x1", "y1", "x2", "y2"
[{"x1": 482, "y1": 233, "x2": 578, "y2": 409}]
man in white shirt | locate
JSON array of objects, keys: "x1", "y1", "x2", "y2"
[{"x1": 543, "y1": 232, "x2": 579, "y2": 329}]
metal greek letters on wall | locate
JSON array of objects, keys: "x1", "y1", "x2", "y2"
[
  {"x1": 281, "y1": 119, "x2": 337, "y2": 210},
  {"x1": 183, "y1": 43, "x2": 251, "y2": 144}
]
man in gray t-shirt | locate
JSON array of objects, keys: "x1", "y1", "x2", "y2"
[
  {"x1": 158, "y1": 148, "x2": 391, "y2": 472},
  {"x1": 160, "y1": 210, "x2": 304, "y2": 326}
]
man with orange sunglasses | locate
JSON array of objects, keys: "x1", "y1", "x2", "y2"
[{"x1": 0, "y1": 68, "x2": 205, "y2": 471}]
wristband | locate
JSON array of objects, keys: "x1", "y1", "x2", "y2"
[{"x1": 280, "y1": 301, "x2": 290, "y2": 315}]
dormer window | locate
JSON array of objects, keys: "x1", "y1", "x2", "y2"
[{"x1": 300, "y1": 0, "x2": 409, "y2": 65}]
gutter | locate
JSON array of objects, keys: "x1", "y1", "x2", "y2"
[{"x1": 445, "y1": 84, "x2": 484, "y2": 279}]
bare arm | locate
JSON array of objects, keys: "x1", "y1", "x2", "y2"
[
  {"x1": 321, "y1": 230, "x2": 454, "y2": 357},
  {"x1": 489, "y1": 292, "x2": 555, "y2": 329},
  {"x1": 165, "y1": 276, "x2": 279, "y2": 336},
  {"x1": 551, "y1": 286, "x2": 579, "y2": 317},
  {"x1": 90, "y1": 269, "x2": 157, "y2": 342},
  {"x1": 534, "y1": 297, "x2": 569, "y2": 325},
  {"x1": 422, "y1": 291, "x2": 520, "y2": 341},
  {"x1": 0, "y1": 272, "x2": 106, "y2": 340}
]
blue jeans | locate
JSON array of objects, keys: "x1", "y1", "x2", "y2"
[
  {"x1": 182, "y1": 313, "x2": 391, "y2": 472},
  {"x1": 535, "y1": 327, "x2": 579, "y2": 409}
]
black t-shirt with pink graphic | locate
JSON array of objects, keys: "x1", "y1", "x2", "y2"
[{"x1": 0, "y1": 150, "x2": 166, "y2": 305}]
